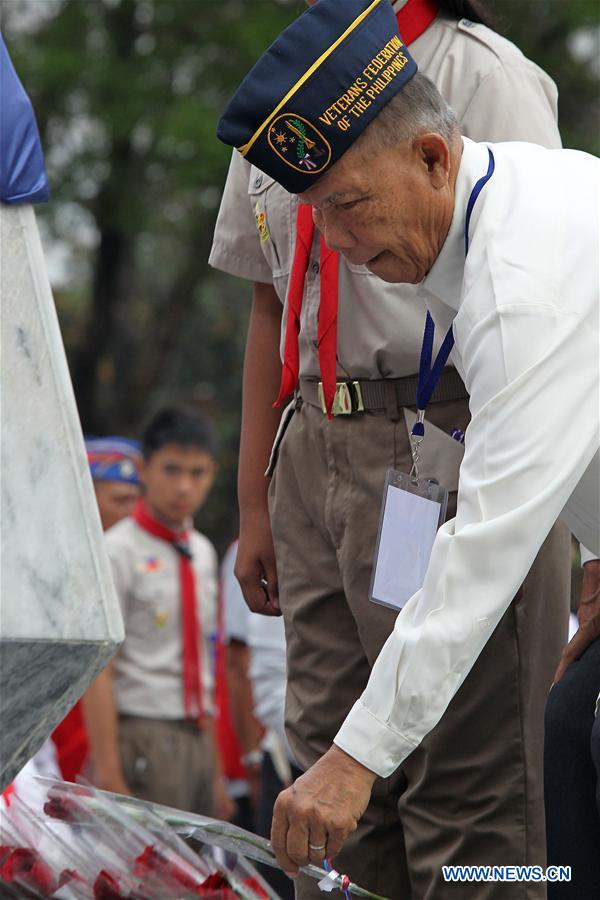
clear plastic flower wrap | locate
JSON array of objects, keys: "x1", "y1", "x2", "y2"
[
  {"x1": 35, "y1": 778, "x2": 390, "y2": 899},
  {"x1": 2, "y1": 777, "x2": 274, "y2": 898}
]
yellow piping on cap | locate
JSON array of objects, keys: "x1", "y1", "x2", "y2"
[{"x1": 239, "y1": 0, "x2": 383, "y2": 157}]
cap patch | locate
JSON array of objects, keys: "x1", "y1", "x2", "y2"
[{"x1": 268, "y1": 115, "x2": 331, "y2": 175}]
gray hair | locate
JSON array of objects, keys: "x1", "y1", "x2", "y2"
[{"x1": 356, "y1": 72, "x2": 460, "y2": 152}]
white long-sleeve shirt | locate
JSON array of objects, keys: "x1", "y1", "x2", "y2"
[{"x1": 335, "y1": 137, "x2": 599, "y2": 776}]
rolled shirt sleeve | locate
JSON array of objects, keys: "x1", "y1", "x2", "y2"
[{"x1": 581, "y1": 545, "x2": 599, "y2": 566}]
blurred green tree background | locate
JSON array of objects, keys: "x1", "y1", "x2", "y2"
[{"x1": 2, "y1": 0, "x2": 598, "y2": 553}]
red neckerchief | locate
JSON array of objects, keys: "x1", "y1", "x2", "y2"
[
  {"x1": 133, "y1": 498, "x2": 203, "y2": 721},
  {"x1": 274, "y1": 0, "x2": 439, "y2": 417}
]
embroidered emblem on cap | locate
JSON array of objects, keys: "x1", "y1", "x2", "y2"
[{"x1": 268, "y1": 114, "x2": 331, "y2": 174}]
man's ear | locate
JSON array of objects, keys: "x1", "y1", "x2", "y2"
[{"x1": 417, "y1": 132, "x2": 451, "y2": 188}]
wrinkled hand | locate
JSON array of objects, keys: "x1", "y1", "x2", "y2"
[
  {"x1": 235, "y1": 507, "x2": 280, "y2": 615},
  {"x1": 271, "y1": 745, "x2": 376, "y2": 875}
]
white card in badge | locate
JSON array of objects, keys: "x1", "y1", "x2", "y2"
[{"x1": 370, "y1": 469, "x2": 448, "y2": 612}]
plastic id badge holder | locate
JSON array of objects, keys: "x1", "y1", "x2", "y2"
[
  {"x1": 369, "y1": 148, "x2": 496, "y2": 613},
  {"x1": 369, "y1": 470, "x2": 448, "y2": 612}
]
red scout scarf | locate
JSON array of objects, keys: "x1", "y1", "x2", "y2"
[
  {"x1": 133, "y1": 498, "x2": 204, "y2": 721},
  {"x1": 275, "y1": 0, "x2": 439, "y2": 416}
]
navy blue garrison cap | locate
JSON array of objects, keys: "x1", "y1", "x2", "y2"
[{"x1": 217, "y1": 0, "x2": 417, "y2": 194}]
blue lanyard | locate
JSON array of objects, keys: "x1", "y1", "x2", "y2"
[{"x1": 412, "y1": 147, "x2": 495, "y2": 439}]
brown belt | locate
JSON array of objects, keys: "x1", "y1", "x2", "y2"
[
  {"x1": 298, "y1": 369, "x2": 468, "y2": 418},
  {"x1": 119, "y1": 714, "x2": 204, "y2": 734}
]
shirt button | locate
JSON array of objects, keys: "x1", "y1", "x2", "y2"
[
  {"x1": 311, "y1": 261, "x2": 320, "y2": 274},
  {"x1": 254, "y1": 175, "x2": 263, "y2": 189}
]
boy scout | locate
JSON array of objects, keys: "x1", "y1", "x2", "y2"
[
  {"x1": 211, "y1": 0, "x2": 571, "y2": 896},
  {"x1": 84, "y1": 407, "x2": 230, "y2": 817}
]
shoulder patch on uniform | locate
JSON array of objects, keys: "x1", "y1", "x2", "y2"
[{"x1": 455, "y1": 17, "x2": 528, "y2": 67}]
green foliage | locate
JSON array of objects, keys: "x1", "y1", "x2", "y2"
[{"x1": 498, "y1": 0, "x2": 600, "y2": 155}]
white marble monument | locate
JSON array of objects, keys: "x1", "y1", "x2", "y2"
[{"x1": 0, "y1": 202, "x2": 124, "y2": 789}]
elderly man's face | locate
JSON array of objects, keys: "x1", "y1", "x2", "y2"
[{"x1": 302, "y1": 132, "x2": 455, "y2": 284}]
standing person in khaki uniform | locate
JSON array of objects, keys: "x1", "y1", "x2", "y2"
[
  {"x1": 84, "y1": 407, "x2": 232, "y2": 819},
  {"x1": 210, "y1": 2, "x2": 571, "y2": 896}
]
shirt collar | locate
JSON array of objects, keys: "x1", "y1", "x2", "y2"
[{"x1": 419, "y1": 137, "x2": 492, "y2": 312}]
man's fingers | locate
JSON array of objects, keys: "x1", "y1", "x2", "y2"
[
  {"x1": 271, "y1": 792, "x2": 299, "y2": 876},
  {"x1": 553, "y1": 616, "x2": 600, "y2": 683},
  {"x1": 307, "y1": 825, "x2": 328, "y2": 864},
  {"x1": 239, "y1": 579, "x2": 281, "y2": 615},
  {"x1": 272, "y1": 794, "x2": 354, "y2": 869},
  {"x1": 322, "y1": 816, "x2": 358, "y2": 862},
  {"x1": 285, "y1": 816, "x2": 312, "y2": 867},
  {"x1": 553, "y1": 643, "x2": 580, "y2": 684},
  {"x1": 270, "y1": 747, "x2": 374, "y2": 877},
  {"x1": 235, "y1": 551, "x2": 281, "y2": 616},
  {"x1": 263, "y1": 561, "x2": 280, "y2": 613},
  {"x1": 235, "y1": 561, "x2": 280, "y2": 615}
]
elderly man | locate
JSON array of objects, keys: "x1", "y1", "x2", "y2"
[{"x1": 218, "y1": 0, "x2": 600, "y2": 893}]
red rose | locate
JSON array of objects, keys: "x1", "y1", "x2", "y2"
[{"x1": 94, "y1": 869, "x2": 126, "y2": 899}]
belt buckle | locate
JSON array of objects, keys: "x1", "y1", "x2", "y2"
[{"x1": 318, "y1": 381, "x2": 364, "y2": 415}]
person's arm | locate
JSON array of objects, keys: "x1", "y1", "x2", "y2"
[
  {"x1": 227, "y1": 638, "x2": 264, "y2": 804},
  {"x1": 82, "y1": 661, "x2": 131, "y2": 794},
  {"x1": 227, "y1": 639, "x2": 264, "y2": 757},
  {"x1": 235, "y1": 281, "x2": 284, "y2": 615},
  {"x1": 553, "y1": 554, "x2": 600, "y2": 682},
  {"x1": 578, "y1": 553, "x2": 600, "y2": 628},
  {"x1": 209, "y1": 152, "x2": 286, "y2": 615},
  {"x1": 204, "y1": 714, "x2": 236, "y2": 821}
]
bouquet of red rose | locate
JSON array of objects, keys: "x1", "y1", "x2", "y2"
[
  {"x1": 1, "y1": 779, "x2": 273, "y2": 899},
  {"x1": 10, "y1": 778, "x2": 389, "y2": 899}
]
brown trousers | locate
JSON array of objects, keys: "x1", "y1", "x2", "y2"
[
  {"x1": 268, "y1": 398, "x2": 571, "y2": 900},
  {"x1": 118, "y1": 714, "x2": 215, "y2": 816}
]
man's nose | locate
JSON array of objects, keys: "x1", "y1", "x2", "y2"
[
  {"x1": 312, "y1": 206, "x2": 355, "y2": 252},
  {"x1": 176, "y1": 473, "x2": 192, "y2": 495}
]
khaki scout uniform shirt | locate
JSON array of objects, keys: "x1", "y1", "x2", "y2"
[
  {"x1": 106, "y1": 517, "x2": 218, "y2": 720},
  {"x1": 209, "y1": 8, "x2": 561, "y2": 378}
]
